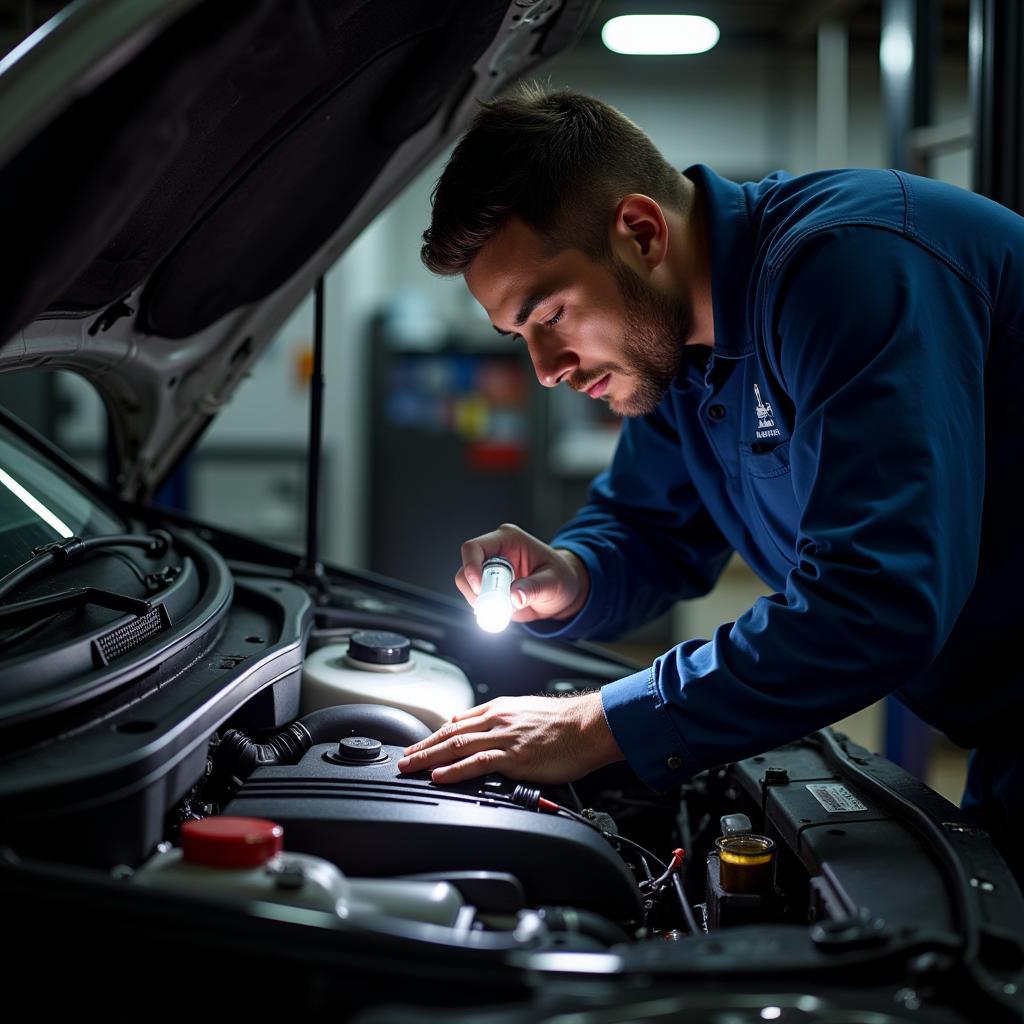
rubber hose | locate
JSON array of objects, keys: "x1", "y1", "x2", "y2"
[
  {"x1": 299, "y1": 704, "x2": 432, "y2": 746},
  {"x1": 211, "y1": 703, "x2": 432, "y2": 792}
]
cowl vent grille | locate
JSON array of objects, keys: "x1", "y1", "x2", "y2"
[{"x1": 94, "y1": 605, "x2": 170, "y2": 666}]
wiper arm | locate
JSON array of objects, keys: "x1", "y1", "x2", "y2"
[
  {"x1": 0, "y1": 587, "x2": 152, "y2": 629},
  {"x1": 0, "y1": 530, "x2": 171, "y2": 604}
]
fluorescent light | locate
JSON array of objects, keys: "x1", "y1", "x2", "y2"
[
  {"x1": 601, "y1": 14, "x2": 720, "y2": 55},
  {"x1": 0, "y1": 467, "x2": 73, "y2": 538}
]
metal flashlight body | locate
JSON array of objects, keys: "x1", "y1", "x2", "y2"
[{"x1": 475, "y1": 556, "x2": 515, "y2": 633}]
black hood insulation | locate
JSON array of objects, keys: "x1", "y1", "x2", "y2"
[{"x1": 0, "y1": 0, "x2": 511, "y2": 343}]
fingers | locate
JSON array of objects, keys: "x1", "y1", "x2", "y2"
[
  {"x1": 397, "y1": 724, "x2": 498, "y2": 774},
  {"x1": 402, "y1": 705, "x2": 491, "y2": 756},
  {"x1": 456, "y1": 526, "x2": 585, "y2": 622},
  {"x1": 451, "y1": 702, "x2": 491, "y2": 722},
  {"x1": 399, "y1": 722, "x2": 508, "y2": 785},
  {"x1": 508, "y1": 572, "x2": 539, "y2": 610},
  {"x1": 458, "y1": 523, "x2": 529, "y2": 594},
  {"x1": 398, "y1": 704, "x2": 504, "y2": 782},
  {"x1": 454, "y1": 566, "x2": 477, "y2": 607},
  {"x1": 508, "y1": 565, "x2": 561, "y2": 613},
  {"x1": 398, "y1": 693, "x2": 611, "y2": 789},
  {"x1": 430, "y1": 749, "x2": 505, "y2": 785},
  {"x1": 459, "y1": 538, "x2": 488, "y2": 595}
]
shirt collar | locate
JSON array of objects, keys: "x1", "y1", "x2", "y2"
[{"x1": 682, "y1": 163, "x2": 756, "y2": 361}]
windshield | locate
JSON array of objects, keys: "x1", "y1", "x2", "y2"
[{"x1": 0, "y1": 422, "x2": 124, "y2": 576}]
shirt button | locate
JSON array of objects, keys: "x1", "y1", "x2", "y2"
[
  {"x1": 707, "y1": 404, "x2": 726, "y2": 421},
  {"x1": 666, "y1": 756, "x2": 683, "y2": 770}
]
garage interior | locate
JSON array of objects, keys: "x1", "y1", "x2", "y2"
[{"x1": 0, "y1": 0, "x2": 1018, "y2": 806}]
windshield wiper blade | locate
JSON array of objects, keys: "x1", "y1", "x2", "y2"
[
  {"x1": 0, "y1": 587, "x2": 151, "y2": 629},
  {"x1": 0, "y1": 530, "x2": 171, "y2": 604}
]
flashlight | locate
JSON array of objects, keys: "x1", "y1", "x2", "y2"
[{"x1": 475, "y1": 556, "x2": 515, "y2": 633}]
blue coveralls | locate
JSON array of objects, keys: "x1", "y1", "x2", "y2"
[{"x1": 528, "y1": 164, "x2": 1024, "y2": 875}]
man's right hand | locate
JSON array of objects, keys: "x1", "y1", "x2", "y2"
[{"x1": 456, "y1": 523, "x2": 590, "y2": 624}]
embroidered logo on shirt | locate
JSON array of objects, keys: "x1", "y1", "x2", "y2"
[{"x1": 754, "y1": 384, "x2": 780, "y2": 439}]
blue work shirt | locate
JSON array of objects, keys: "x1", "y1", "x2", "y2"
[{"x1": 527, "y1": 164, "x2": 1024, "y2": 803}]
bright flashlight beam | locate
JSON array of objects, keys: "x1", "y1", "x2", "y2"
[
  {"x1": 475, "y1": 556, "x2": 515, "y2": 633},
  {"x1": 475, "y1": 591, "x2": 512, "y2": 633},
  {"x1": 0, "y1": 467, "x2": 73, "y2": 538},
  {"x1": 601, "y1": 15, "x2": 720, "y2": 56}
]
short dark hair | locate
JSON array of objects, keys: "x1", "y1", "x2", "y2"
[{"x1": 421, "y1": 83, "x2": 690, "y2": 276}]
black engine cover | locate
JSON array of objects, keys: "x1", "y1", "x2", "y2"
[{"x1": 223, "y1": 741, "x2": 642, "y2": 922}]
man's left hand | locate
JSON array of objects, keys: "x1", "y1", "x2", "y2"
[{"x1": 397, "y1": 692, "x2": 624, "y2": 785}]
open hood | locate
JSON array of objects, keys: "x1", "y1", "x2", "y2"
[{"x1": 0, "y1": 0, "x2": 595, "y2": 500}]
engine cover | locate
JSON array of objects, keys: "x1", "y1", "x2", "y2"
[{"x1": 222, "y1": 740, "x2": 642, "y2": 922}]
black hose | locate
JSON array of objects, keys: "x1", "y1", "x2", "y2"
[
  {"x1": 210, "y1": 722, "x2": 312, "y2": 793},
  {"x1": 598, "y1": 830, "x2": 670, "y2": 874},
  {"x1": 208, "y1": 704, "x2": 432, "y2": 798},
  {"x1": 300, "y1": 704, "x2": 431, "y2": 746},
  {"x1": 672, "y1": 872, "x2": 702, "y2": 935},
  {"x1": 0, "y1": 531, "x2": 172, "y2": 604}
]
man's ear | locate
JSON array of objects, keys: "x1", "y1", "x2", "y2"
[{"x1": 611, "y1": 194, "x2": 668, "y2": 270}]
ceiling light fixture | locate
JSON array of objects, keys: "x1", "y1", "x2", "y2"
[{"x1": 601, "y1": 14, "x2": 720, "y2": 55}]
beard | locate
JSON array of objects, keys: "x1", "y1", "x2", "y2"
[{"x1": 570, "y1": 256, "x2": 693, "y2": 417}]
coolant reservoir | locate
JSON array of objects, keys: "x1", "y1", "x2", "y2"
[
  {"x1": 301, "y1": 630, "x2": 475, "y2": 729},
  {"x1": 132, "y1": 817, "x2": 467, "y2": 927},
  {"x1": 132, "y1": 816, "x2": 350, "y2": 914}
]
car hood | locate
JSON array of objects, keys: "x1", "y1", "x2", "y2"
[{"x1": 0, "y1": 0, "x2": 594, "y2": 500}]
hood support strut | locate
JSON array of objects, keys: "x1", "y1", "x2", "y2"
[{"x1": 294, "y1": 276, "x2": 329, "y2": 597}]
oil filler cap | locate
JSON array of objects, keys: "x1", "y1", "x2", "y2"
[
  {"x1": 326, "y1": 736, "x2": 388, "y2": 765},
  {"x1": 181, "y1": 817, "x2": 283, "y2": 869},
  {"x1": 348, "y1": 630, "x2": 411, "y2": 666}
]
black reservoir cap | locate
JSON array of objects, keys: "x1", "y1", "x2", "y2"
[
  {"x1": 348, "y1": 630, "x2": 411, "y2": 665},
  {"x1": 339, "y1": 736, "x2": 384, "y2": 761},
  {"x1": 326, "y1": 735, "x2": 388, "y2": 766}
]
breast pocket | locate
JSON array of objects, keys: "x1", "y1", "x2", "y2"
[{"x1": 739, "y1": 441, "x2": 800, "y2": 569}]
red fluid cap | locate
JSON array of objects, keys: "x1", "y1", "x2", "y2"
[{"x1": 181, "y1": 817, "x2": 284, "y2": 869}]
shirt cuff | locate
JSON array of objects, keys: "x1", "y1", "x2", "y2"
[{"x1": 601, "y1": 668, "x2": 698, "y2": 792}]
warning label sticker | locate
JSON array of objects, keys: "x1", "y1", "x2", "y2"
[{"x1": 806, "y1": 783, "x2": 868, "y2": 813}]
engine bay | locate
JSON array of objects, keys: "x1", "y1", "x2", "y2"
[
  {"x1": 2, "y1": 523, "x2": 1023, "y2": 1021},
  {"x1": 0, "y1": 531, "x2": 997, "y2": 944},
  {"x1": 141, "y1": 622, "x2": 958, "y2": 950}
]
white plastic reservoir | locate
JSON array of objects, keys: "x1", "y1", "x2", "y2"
[
  {"x1": 132, "y1": 816, "x2": 466, "y2": 927},
  {"x1": 132, "y1": 816, "x2": 350, "y2": 915},
  {"x1": 301, "y1": 630, "x2": 475, "y2": 730}
]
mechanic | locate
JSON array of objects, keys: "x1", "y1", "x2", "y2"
[{"x1": 399, "y1": 84, "x2": 1024, "y2": 881}]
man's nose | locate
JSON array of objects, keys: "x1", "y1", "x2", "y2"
[{"x1": 526, "y1": 333, "x2": 578, "y2": 388}]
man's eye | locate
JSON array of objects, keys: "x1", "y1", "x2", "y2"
[{"x1": 544, "y1": 306, "x2": 564, "y2": 328}]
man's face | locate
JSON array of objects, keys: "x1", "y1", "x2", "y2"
[{"x1": 465, "y1": 215, "x2": 693, "y2": 417}]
